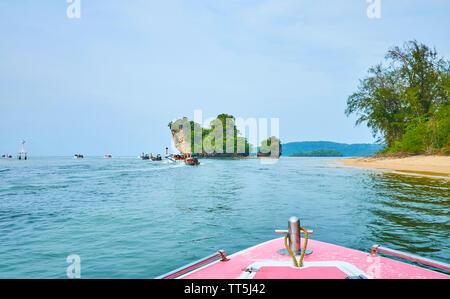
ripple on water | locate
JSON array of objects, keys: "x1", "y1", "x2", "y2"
[{"x1": 0, "y1": 157, "x2": 448, "y2": 278}]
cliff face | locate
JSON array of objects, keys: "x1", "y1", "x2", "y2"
[{"x1": 170, "y1": 125, "x2": 192, "y2": 154}]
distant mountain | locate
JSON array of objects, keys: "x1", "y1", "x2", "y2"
[
  {"x1": 282, "y1": 141, "x2": 384, "y2": 157},
  {"x1": 291, "y1": 149, "x2": 344, "y2": 157}
]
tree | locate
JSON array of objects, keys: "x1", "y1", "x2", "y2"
[
  {"x1": 346, "y1": 65, "x2": 405, "y2": 147},
  {"x1": 346, "y1": 41, "x2": 449, "y2": 154}
]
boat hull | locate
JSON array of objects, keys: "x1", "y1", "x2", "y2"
[{"x1": 178, "y1": 238, "x2": 448, "y2": 279}]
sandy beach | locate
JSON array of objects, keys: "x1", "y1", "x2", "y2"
[{"x1": 338, "y1": 155, "x2": 450, "y2": 178}]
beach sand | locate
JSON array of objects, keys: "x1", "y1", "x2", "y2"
[{"x1": 338, "y1": 155, "x2": 450, "y2": 178}]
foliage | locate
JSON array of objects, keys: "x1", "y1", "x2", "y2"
[{"x1": 346, "y1": 40, "x2": 450, "y2": 154}]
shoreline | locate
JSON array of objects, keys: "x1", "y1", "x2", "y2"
[{"x1": 337, "y1": 155, "x2": 450, "y2": 178}]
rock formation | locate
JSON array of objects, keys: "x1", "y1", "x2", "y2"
[
  {"x1": 169, "y1": 115, "x2": 251, "y2": 157},
  {"x1": 257, "y1": 136, "x2": 282, "y2": 158}
]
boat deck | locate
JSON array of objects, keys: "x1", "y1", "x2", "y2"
[{"x1": 180, "y1": 238, "x2": 448, "y2": 279}]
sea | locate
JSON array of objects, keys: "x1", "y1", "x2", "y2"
[{"x1": 0, "y1": 157, "x2": 448, "y2": 278}]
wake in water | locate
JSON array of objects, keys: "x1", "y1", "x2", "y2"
[{"x1": 95, "y1": 162, "x2": 186, "y2": 174}]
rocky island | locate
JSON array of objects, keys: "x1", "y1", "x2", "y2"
[
  {"x1": 257, "y1": 136, "x2": 282, "y2": 158},
  {"x1": 169, "y1": 114, "x2": 251, "y2": 158},
  {"x1": 169, "y1": 114, "x2": 282, "y2": 159}
]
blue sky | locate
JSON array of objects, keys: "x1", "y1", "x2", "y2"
[{"x1": 1, "y1": 0, "x2": 449, "y2": 156}]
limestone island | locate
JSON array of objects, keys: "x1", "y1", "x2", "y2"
[{"x1": 169, "y1": 114, "x2": 281, "y2": 159}]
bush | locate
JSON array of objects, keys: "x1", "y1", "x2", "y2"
[{"x1": 397, "y1": 125, "x2": 426, "y2": 154}]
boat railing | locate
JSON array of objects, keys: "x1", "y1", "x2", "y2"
[
  {"x1": 274, "y1": 229, "x2": 314, "y2": 235},
  {"x1": 155, "y1": 250, "x2": 229, "y2": 279},
  {"x1": 371, "y1": 245, "x2": 450, "y2": 271}
]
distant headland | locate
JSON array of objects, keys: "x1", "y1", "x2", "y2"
[
  {"x1": 290, "y1": 149, "x2": 344, "y2": 157},
  {"x1": 282, "y1": 141, "x2": 383, "y2": 157}
]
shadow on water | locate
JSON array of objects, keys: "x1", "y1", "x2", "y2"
[{"x1": 365, "y1": 172, "x2": 449, "y2": 264}]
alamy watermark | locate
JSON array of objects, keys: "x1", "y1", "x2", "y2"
[
  {"x1": 366, "y1": 0, "x2": 381, "y2": 19},
  {"x1": 65, "y1": 1, "x2": 379, "y2": 20},
  {"x1": 66, "y1": 0, "x2": 81, "y2": 19},
  {"x1": 66, "y1": 254, "x2": 81, "y2": 278}
]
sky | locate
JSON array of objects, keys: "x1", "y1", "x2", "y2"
[{"x1": 1, "y1": 0, "x2": 449, "y2": 156}]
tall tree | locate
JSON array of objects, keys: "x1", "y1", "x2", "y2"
[{"x1": 346, "y1": 41, "x2": 449, "y2": 153}]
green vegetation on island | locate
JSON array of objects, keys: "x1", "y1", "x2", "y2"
[
  {"x1": 257, "y1": 136, "x2": 282, "y2": 157},
  {"x1": 346, "y1": 40, "x2": 450, "y2": 154},
  {"x1": 291, "y1": 149, "x2": 343, "y2": 157},
  {"x1": 169, "y1": 114, "x2": 251, "y2": 156}
]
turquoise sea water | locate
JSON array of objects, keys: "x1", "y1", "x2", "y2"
[{"x1": 0, "y1": 157, "x2": 448, "y2": 278}]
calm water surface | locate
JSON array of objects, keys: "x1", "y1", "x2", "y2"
[{"x1": 0, "y1": 157, "x2": 448, "y2": 278}]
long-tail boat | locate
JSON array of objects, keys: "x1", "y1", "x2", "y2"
[
  {"x1": 173, "y1": 154, "x2": 185, "y2": 161},
  {"x1": 140, "y1": 153, "x2": 150, "y2": 160},
  {"x1": 151, "y1": 154, "x2": 162, "y2": 161},
  {"x1": 184, "y1": 153, "x2": 200, "y2": 166}
]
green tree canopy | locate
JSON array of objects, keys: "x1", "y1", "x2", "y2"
[{"x1": 346, "y1": 40, "x2": 450, "y2": 154}]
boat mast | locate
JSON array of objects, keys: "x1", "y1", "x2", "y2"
[{"x1": 19, "y1": 139, "x2": 27, "y2": 160}]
